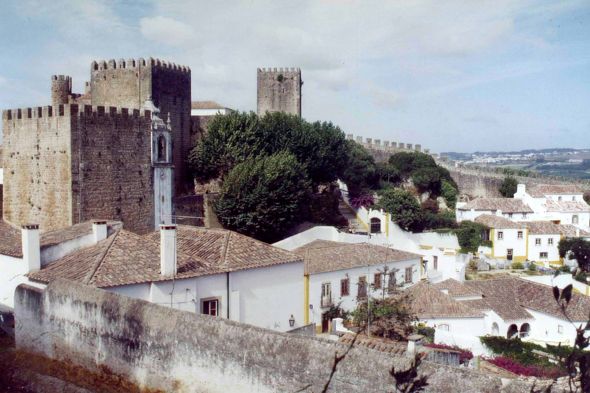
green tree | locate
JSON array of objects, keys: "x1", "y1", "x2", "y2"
[
  {"x1": 558, "y1": 238, "x2": 590, "y2": 273},
  {"x1": 213, "y1": 152, "x2": 312, "y2": 243},
  {"x1": 340, "y1": 140, "x2": 378, "y2": 197},
  {"x1": 499, "y1": 176, "x2": 518, "y2": 198},
  {"x1": 411, "y1": 167, "x2": 442, "y2": 193},
  {"x1": 453, "y1": 221, "x2": 489, "y2": 253},
  {"x1": 375, "y1": 189, "x2": 423, "y2": 231},
  {"x1": 441, "y1": 180, "x2": 458, "y2": 209},
  {"x1": 375, "y1": 161, "x2": 401, "y2": 185},
  {"x1": 189, "y1": 111, "x2": 349, "y2": 187}
]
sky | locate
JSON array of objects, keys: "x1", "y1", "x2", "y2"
[{"x1": 0, "y1": 0, "x2": 589, "y2": 153}]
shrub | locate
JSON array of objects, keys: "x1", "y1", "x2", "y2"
[
  {"x1": 481, "y1": 240, "x2": 493, "y2": 248},
  {"x1": 574, "y1": 269, "x2": 588, "y2": 284},
  {"x1": 421, "y1": 199, "x2": 439, "y2": 214},
  {"x1": 452, "y1": 221, "x2": 490, "y2": 253},
  {"x1": 441, "y1": 180, "x2": 458, "y2": 209},
  {"x1": 558, "y1": 265, "x2": 572, "y2": 274},
  {"x1": 468, "y1": 260, "x2": 478, "y2": 270},
  {"x1": 485, "y1": 356, "x2": 565, "y2": 379},
  {"x1": 414, "y1": 326, "x2": 435, "y2": 342},
  {"x1": 500, "y1": 176, "x2": 518, "y2": 198},
  {"x1": 528, "y1": 262, "x2": 537, "y2": 271},
  {"x1": 374, "y1": 189, "x2": 424, "y2": 232},
  {"x1": 511, "y1": 262, "x2": 524, "y2": 270}
]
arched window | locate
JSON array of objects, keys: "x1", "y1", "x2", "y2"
[
  {"x1": 158, "y1": 135, "x2": 166, "y2": 162},
  {"x1": 507, "y1": 324, "x2": 518, "y2": 339},
  {"x1": 572, "y1": 215, "x2": 579, "y2": 224},
  {"x1": 437, "y1": 324, "x2": 450, "y2": 331},
  {"x1": 491, "y1": 322, "x2": 499, "y2": 336},
  {"x1": 520, "y1": 323, "x2": 531, "y2": 338},
  {"x1": 370, "y1": 218, "x2": 381, "y2": 234}
]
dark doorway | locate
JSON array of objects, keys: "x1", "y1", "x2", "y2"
[{"x1": 322, "y1": 312, "x2": 330, "y2": 333}]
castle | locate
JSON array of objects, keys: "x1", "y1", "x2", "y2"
[
  {"x1": 2, "y1": 60, "x2": 303, "y2": 234},
  {"x1": 1, "y1": 58, "x2": 189, "y2": 234}
]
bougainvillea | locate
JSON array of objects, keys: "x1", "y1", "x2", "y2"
[
  {"x1": 349, "y1": 194, "x2": 376, "y2": 208},
  {"x1": 485, "y1": 357, "x2": 566, "y2": 379}
]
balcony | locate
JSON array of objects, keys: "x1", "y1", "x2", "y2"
[{"x1": 321, "y1": 295, "x2": 334, "y2": 308}]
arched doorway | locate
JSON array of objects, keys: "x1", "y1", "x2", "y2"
[
  {"x1": 520, "y1": 323, "x2": 531, "y2": 338},
  {"x1": 370, "y1": 218, "x2": 381, "y2": 234},
  {"x1": 157, "y1": 135, "x2": 167, "y2": 162}
]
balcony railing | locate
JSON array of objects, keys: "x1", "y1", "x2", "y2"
[{"x1": 321, "y1": 295, "x2": 334, "y2": 308}]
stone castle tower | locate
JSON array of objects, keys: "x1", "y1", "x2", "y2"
[{"x1": 257, "y1": 68, "x2": 302, "y2": 116}]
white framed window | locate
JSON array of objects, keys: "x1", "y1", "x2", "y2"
[
  {"x1": 548, "y1": 238, "x2": 554, "y2": 246},
  {"x1": 508, "y1": 213, "x2": 513, "y2": 219},
  {"x1": 558, "y1": 325, "x2": 563, "y2": 334},
  {"x1": 522, "y1": 213, "x2": 528, "y2": 219},
  {"x1": 498, "y1": 231, "x2": 503, "y2": 240},
  {"x1": 535, "y1": 238, "x2": 541, "y2": 246},
  {"x1": 540, "y1": 252, "x2": 548, "y2": 259},
  {"x1": 321, "y1": 282, "x2": 333, "y2": 308},
  {"x1": 573, "y1": 215, "x2": 579, "y2": 224},
  {"x1": 201, "y1": 297, "x2": 221, "y2": 316},
  {"x1": 517, "y1": 231, "x2": 523, "y2": 239},
  {"x1": 438, "y1": 324, "x2": 450, "y2": 331}
]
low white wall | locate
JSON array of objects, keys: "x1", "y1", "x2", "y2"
[
  {"x1": 273, "y1": 226, "x2": 338, "y2": 251},
  {"x1": 40, "y1": 233, "x2": 95, "y2": 267},
  {"x1": 0, "y1": 254, "x2": 46, "y2": 308},
  {"x1": 434, "y1": 329, "x2": 491, "y2": 357}
]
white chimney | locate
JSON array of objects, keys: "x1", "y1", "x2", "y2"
[
  {"x1": 160, "y1": 224, "x2": 177, "y2": 276},
  {"x1": 22, "y1": 224, "x2": 40, "y2": 272},
  {"x1": 576, "y1": 227, "x2": 580, "y2": 237},
  {"x1": 92, "y1": 220, "x2": 108, "y2": 243},
  {"x1": 517, "y1": 184, "x2": 526, "y2": 197}
]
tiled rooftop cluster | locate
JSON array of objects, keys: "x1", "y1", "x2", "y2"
[{"x1": 458, "y1": 198, "x2": 533, "y2": 213}]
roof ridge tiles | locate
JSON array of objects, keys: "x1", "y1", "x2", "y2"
[{"x1": 86, "y1": 229, "x2": 120, "y2": 285}]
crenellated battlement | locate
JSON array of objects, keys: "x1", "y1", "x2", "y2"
[
  {"x1": 346, "y1": 134, "x2": 427, "y2": 155},
  {"x1": 257, "y1": 67, "x2": 301, "y2": 75},
  {"x1": 3, "y1": 104, "x2": 153, "y2": 120},
  {"x1": 90, "y1": 57, "x2": 191, "y2": 74}
]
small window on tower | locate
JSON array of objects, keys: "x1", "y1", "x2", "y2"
[{"x1": 158, "y1": 135, "x2": 166, "y2": 162}]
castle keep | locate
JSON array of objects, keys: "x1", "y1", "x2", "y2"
[
  {"x1": 257, "y1": 67, "x2": 302, "y2": 116},
  {"x1": 2, "y1": 57, "x2": 183, "y2": 234}
]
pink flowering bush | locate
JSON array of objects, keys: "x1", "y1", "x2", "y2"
[
  {"x1": 349, "y1": 194, "x2": 376, "y2": 208},
  {"x1": 485, "y1": 357, "x2": 566, "y2": 379}
]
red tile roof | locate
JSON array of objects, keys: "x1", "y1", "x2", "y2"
[
  {"x1": 543, "y1": 199, "x2": 590, "y2": 212},
  {"x1": 28, "y1": 226, "x2": 303, "y2": 287},
  {"x1": 293, "y1": 240, "x2": 422, "y2": 275},
  {"x1": 528, "y1": 185, "x2": 583, "y2": 198},
  {"x1": 404, "y1": 283, "x2": 485, "y2": 319},
  {"x1": 474, "y1": 214, "x2": 526, "y2": 229},
  {"x1": 458, "y1": 198, "x2": 533, "y2": 213}
]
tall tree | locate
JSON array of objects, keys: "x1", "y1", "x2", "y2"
[
  {"x1": 558, "y1": 238, "x2": 590, "y2": 273},
  {"x1": 500, "y1": 176, "x2": 518, "y2": 198},
  {"x1": 374, "y1": 189, "x2": 423, "y2": 232}
]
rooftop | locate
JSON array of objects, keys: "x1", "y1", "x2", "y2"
[
  {"x1": 0, "y1": 220, "x2": 121, "y2": 258},
  {"x1": 28, "y1": 225, "x2": 302, "y2": 287},
  {"x1": 522, "y1": 221, "x2": 590, "y2": 236},
  {"x1": 458, "y1": 198, "x2": 533, "y2": 213},
  {"x1": 191, "y1": 101, "x2": 232, "y2": 111},
  {"x1": 404, "y1": 283, "x2": 485, "y2": 319},
  {"x1": 528, "y1": 185, "x2": 583, "y2": 198},
  {"x1": 473, "y1": 214, "x2": 526, "y2": 229},
  {"x1": 292, "y1": 240, "x2": 422, "y2": 275},
  {"x1": 543, "y1": 199, "x2": 590, "y2": 213}
]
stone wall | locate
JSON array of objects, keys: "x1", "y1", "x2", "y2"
[
  {"x1": 174, "y1": 194, "x2": 204, "y2": 227},
  {"x1": 14, "y1": 280, "x2": 538, "y2": 393},
  {"x1": 257, "y1": 68, "x2": 302, "y2": 116},
  {"x1": 190, "y1": 115, "x2": 216, "y2": 147},
  {"x1": 2, "y1": 106, "x2": 74, "y2": 230},
  {"x1": 70, "y1": 105, "x2": 155, "y2": 234},
  {"x1": 89, "y1": 58, "x2": 192, "y2": 193}
]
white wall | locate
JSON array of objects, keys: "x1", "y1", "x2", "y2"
[
  {"x1": 153, "y1": 166, "x2": 173, "y2": 228},
  {"x1": 191, "y1": 108, "x2": 231, "y2": 116},
  {"x1": 105, "y1": 261, "x2": 305, "y2": 333},
  {"x1": 434, "y1": 329, "x2": 491, "y2": 356},
  {"x1": 492, "y1": 228, "x2": 527, "y2": 260},
  {"x1": 307, "y1": 258, "x2": 421, "y2": 324},
  {"x1": 523, "y1": 308, "x2": 587, "y2": 347},
  {"x1": 40, "y1": 233, "x2": 95, "y2": 267},
  {"x1": 0, "y1": 254, "x2": 46, "y2": 308},
  {"x1": 527, "y1": 233, "x2": 561, "y2": 265}
]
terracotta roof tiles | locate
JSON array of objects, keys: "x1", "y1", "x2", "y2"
[
  {"x1": 528, "y1": 185, "x2": 583, "y2": 198},
  {"x1": 474, "y1": 214, "x2": 526, "y2": 229},
  {"x1": 404, "y1": 283, "x2": 485, "y2": 319},
  {"x1": 458, "y1": 198, "x2": 533, "y2": 213}
]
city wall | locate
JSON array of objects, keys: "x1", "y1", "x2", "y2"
[
  {"x1": 15, "y1": 279, "x2": 537, "y2": 393},
  {"x1": 350, "y1": 135, "x2": 590, "y2": 198}
]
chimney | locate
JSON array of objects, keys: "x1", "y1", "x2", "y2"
[
  {"x1": 22, "y1": 224, "x2": 40, "y2": 272},
  {"x1": 517, "y1": 184, "x2": 526, "y2": 197},
  {"x1": 576, "y1": 227, "x2": 580, "y2": 237},
  {"x1": 160, "y1": 224, "x2": 177, "y2": 276},
  {"x1": 92, "y1": 220, "x2": 108, "y2": 243}
]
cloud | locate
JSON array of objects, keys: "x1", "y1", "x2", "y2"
[{"x1": 140, "y1": 16, "x2": 195, "y2": 48}]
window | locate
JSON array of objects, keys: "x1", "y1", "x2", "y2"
[
  {"x1": 374, "y1": 273, "x2": 382, "y2": 290},
  {"x1": 548, "y1": 238, "x2": 554, "y2": 246},
  {"x1": 540, "y1": 252, "x2": 548, "y2": 259},
  {"x1": 405, "y1": 267, "x2": 413, "y2": 283},
  {"x1": 498, "y1": 231, "x2": 503, "y2": 240},
  {"x1": 388, "y1": 272, "x2": 397, "y2": 292},
  {"x1": 535, "y1": 238, "x2": 541, "y2": 246},
  {"x1": 340, "y1": 278, "x2": 350, "y2": 296},
  {"x1": 507, "y1": 249, "x2": 513, "y2": 260},
  {"x1": 321, "y1": 282, "x2": 333, "y2": 308},
  {"x1": 558, "y1": 196, "x2": 562, "y2": 201},
  {"x1": 573, "y1": 215, "x2": 579, "y2": 224},
  {"x1": 517, "y1": 231, "x2": 523, "y2": 239},
  {"x1": 157, "y1": 135, "x2": 166, "y2": 162},
  {"x1": 508, "y1": 213, "x2": 513, "y2": 219},
  {"x1": 202, "y1": 298, "x2": 219, "y2": 316},
  {"x1": 522, "y1": 213, "x2": 528, "y2": 219},
  {"x1": 573, "y1": 196, "x2": 576, "y2": 201},
  {"x1": 433, "y1": 256, "x2": 438, "y2": 271},
  {"x1": 358, "y1": 277, "x2": 367, "y2": 298},
  {"x1": 558, "y1": 325, "x2": 563, "y2": 334},
  {"x1": 519, "y1": 323, "x2": 531, "y2": 338},
  {"x1": 438, "y1": 324, "x2": 450, "y2": 331},
  {"x1": 370, "y1": 218, "x2": 381, "y2": 234}
]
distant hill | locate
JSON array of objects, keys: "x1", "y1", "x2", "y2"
[{"x1": 441, "y1": 148, "x2": 583, "y2": 158}]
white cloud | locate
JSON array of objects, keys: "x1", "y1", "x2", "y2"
[{"x1": 140, "y1": 16, "x2": 195, "y2": 48}]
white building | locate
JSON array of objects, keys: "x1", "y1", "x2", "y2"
[
  {"x1": 292, "y1": 239, "x2": 422, "y2": 333},
  {"x1": 456, "y1": 198, "x2": 534, "y2": 223},
  {"x1": 26, "y1": 225, "x2": 305, "y2": 332},
  {"x1": 0, "y1": 219, "x2": 121, "y2": 308},
  {"x1": 191, "y1": 101, "x2": 233, "y2": 116},
  {"x1": 429, "y1": 277, "x2": 590, "y2": 353},
  {"x1": 474, "y1": 214, "x2": 529, "y2": 263},
  {"x1": 514, "y1": 184, "x2": 590, "y2": 230}
]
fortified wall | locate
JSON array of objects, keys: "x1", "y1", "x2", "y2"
[
  {"x1": 352, "y1": 134, "x2": 590, "y2": 198},
  {"x1": 14, "y1": 279, "x2": 537, "y2": 393},
  {"x1": 2, "y1": 104, "x2": 155, "y2": 234}
]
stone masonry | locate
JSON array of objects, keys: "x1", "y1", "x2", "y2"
[{"x1": 257, "y1": 67, "x2": 302, "y2": 116}]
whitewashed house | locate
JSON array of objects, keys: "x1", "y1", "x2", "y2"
[
  {"x1": 456, "y1": 198, "x2": 534, "y2": 223},
  {"x1": 514, "y1": 184, "x2": 590, "y2": 230},
  {"x1": 292, "y1": 239, "x2": 422, "y2": 333},
  {"x1": 430, "y1": 277, "x2": 590, "y2": 352},
  {"x1": 523, "y1": 221, "x2": 590, "y2": 267},
  {"x1": 474, "y1": 214, "x2": 528, "y2": 263},
  {"x1": 27, "y1": 225, "x2": 305, "y2": 332},
  {"x1": 0, "y1": 219, "x2": 121, "y2": 308}
]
